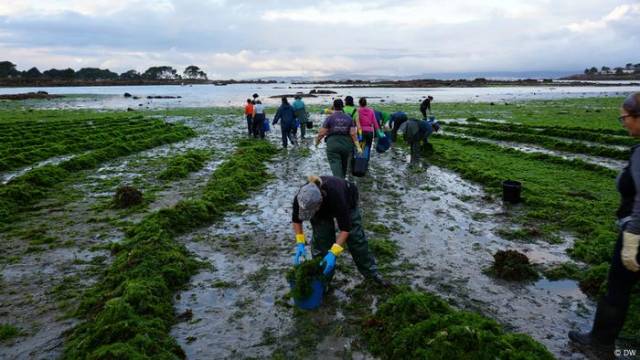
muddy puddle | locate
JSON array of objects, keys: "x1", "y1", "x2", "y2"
[
  {"x1": 0, "y1": 114, "x2": 243, "y2": 359},
  {"x1": 171, "y1": 123, "x2": 594, "y2": 359},
  {"x1": 0, "y1": 154, "x2": 79, "y2": 185},
  {"x1": 443, "y1": 131, "x2": 625, "y2": 170}
]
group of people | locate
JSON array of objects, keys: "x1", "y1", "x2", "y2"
[
  {"x1": 243, "y1": 90, "x2": 640, "y2": 357},
  {"x1": 244, "y1": 93, "x2": 311, "y2": 148},
  {"x1": 289, "y1": 96, "x2": 440, "y2": 289},
  {"x1": 317, "y1": 95, "x2": 440, "y2": 178}
]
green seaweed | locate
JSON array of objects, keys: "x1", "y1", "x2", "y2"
[
  {"x1": 0, "y1": 324, "x2": 21, "y2": 342},
  {"x1": 63, "y1": 139, "x2": 278, "y2": 359},
  {"x1": 543, "y1": 262, "x2": 582, "y2": 281},
  {"x1": 0, "y1": 122, "x2": 195, "y2": 227},
  {"x1": 362, "y1": 291, "x2": 553, "y2": 359},
  {"x1": 486, "y1": 250, "x2": 540, "y2": 281},
  {"x1": 369, "y1": 238, "x2": 399, "y2": 263},
  {"x1": 286, "y1": 258, "x2": 324, "y2": 300},
  {"x1": 446, "y1": 126, "x2": 629, "y2": 160},
  {"x1": 157, "y1": 149, "x2": 211, "y2": 180}
]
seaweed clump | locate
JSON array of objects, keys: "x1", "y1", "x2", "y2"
[
  {"x1": 286, "y1": 258, "x2": 324, "y2": 300},
  {"x1": 158, "y1": 149, "x2": 211, "y2": 180},
  {"x1": 112, "y1": 185, "x2": 143, "y2": 208},
  {"x1": 363, "y1": 291, "x2": 554, "y2": 359},
  {"x1": 487, "y1": 250, "x2": 539, "y2": 281}
]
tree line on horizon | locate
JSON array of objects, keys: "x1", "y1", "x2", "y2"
[
  {"x1": 0, "y1": 61, "x2": 208, "y2": 81},
  {"x1": 584, "y1": 62, "x2": 640, "y2": 75}
]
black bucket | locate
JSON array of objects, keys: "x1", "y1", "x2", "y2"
[{"x1": 502, "y1": 180, "x2": 522, "y2": 203}]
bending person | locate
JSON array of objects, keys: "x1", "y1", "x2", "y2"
[{"x1": 291, "y1": 175, "x2": 389, "y2": 287}]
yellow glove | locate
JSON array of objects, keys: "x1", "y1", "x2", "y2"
[
  {"x1": 355, "y1": 142, "x2": 363, "y2": 154},
  {"x1": 622, "y1": 232, "x2": 640, "y2": 272},
  {"x1": 329, "y1": 243, "x2": 344, "y2": 256},
  {"x1": 296, "y1": 234, "x2": 305, "y2": 244}
]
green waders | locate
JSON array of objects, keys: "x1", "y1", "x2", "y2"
[
  {"x1": 326, "y1": 135, "x2": 354, "y2": 179},
  {"x1": 310, "y1": 207, "x2": 378, "y2": 281}
]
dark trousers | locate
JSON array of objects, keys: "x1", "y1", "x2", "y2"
[
  {"x1": 391, "y1": 116, "x2": 408, "y2": 142},
  {"x1": 280, "y1": 122, "x2": 297, "y2": 148},
  {"x1": 252, "y1": 114, "x2": 265, "y2": 139},
  {"x1": 310, "y1": 207, "x2": 378, "y2": 279},
  {"x1": 326, "y1": 135, "x2": 354, "y2": 179},
  {"x1": 601, "y1": 231, "x2": 640, "y2": 334},
  {"x1": 246, "y1": 115, "x2": 253, "y2": 136}
]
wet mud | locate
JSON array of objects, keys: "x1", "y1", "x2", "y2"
[{"x1": 171, "y1": 118, "x2": 594, "y2": 359}]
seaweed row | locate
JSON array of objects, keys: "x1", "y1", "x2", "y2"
[
  {"x1": 62, "y1": 139, "x2": 278, "y2": 359},
  {"x1": 0, "y1": 123, "x2": 196, "y2": 227},
  {"x1": 0, "y1": 117, "x2": 149, "y2": 150},
  {"x1": 445, "y1": 119, "x2": 637, "y2": 146},
  {"x1": 0, "y1": 120, "x2": 173, "y2": 172},
  {"x1": 0, "y1": 112, "x2": 144, "y2": 131},
  {"x1": 363, "y1": 291, "x2": 554, "y2": 359},
  {"x1": 157, "y1": 149, "x2": 212, "y2": 181},
  {"x1": 445, "y1": 126, "x2": 630, "y2": 160}
]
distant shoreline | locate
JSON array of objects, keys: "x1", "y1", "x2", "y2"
[
  {"x1": 560, "y1": 73, "x2": 640, "y2": 81},
  {"x1": 0, "y1": 79, "x2": 277, "y2": 88},
  {"x1": 293, "y1": 78, "x2": 639, "y2": 88},
  {"x1": 0, "y1": 77, "x2": 638, "y2": 89}
]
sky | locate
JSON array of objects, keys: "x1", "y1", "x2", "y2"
[{"x1": 0, "y1": 0, "x2": 638, "y2": 79}]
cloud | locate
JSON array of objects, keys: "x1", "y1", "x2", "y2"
[
  {"x1": 567, "y1": 3, "x2": 640, "y2": 32},
  {"x1": 0, "y1": 0, "x2": 637, "y2": 78}
]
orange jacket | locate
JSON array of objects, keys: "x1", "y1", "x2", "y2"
[{"x1": 245, "y1": 103, "x2": 253, "y2": 115}]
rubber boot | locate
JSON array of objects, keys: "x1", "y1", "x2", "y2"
[{"x1": 569, "y1": 300, "x2": 625, "y2": 358}]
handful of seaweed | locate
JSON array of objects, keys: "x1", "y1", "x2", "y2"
[
  {"x1": 286, "y1": 258, "x2": 324, "y2": 300},
  {"x1": 487, "y1": 250, "x2": 539, "y2": 281}
]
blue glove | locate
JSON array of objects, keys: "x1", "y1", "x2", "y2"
[
  {"x1": 321, "y1": 252, "x2": 336, "y2": 275},
  {"x1": 294, "y1": 243, "x2": 305, "y2": 265}
]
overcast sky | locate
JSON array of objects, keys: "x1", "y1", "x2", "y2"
[{"x1": 0, "y1": 0, "x2": 638, "y2": 78}]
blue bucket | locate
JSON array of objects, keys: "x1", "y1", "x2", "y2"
[{"x1": 290, "y1": 279, "x2": 324, "y2": 310}]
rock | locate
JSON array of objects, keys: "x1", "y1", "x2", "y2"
[
  {"x1": 0, "y1": 92, "x2": 62, "y2": 100},
  {"x1": 113, "y1": 185, "x2": 143, "y2": 209},
  {"x1": 309, "y1": 89, "x2": 337, "y2": 95},
  {"x1": 124, "y1": 92, "x2": 132, "y2": 98},
  {"x1": 127, "y1": 107, "x2": 135, "y2": 112},
  {"x1": 146, "y1": 95, "x2": 180, "y2": 99},
  {"x1": 488, "y1": 250, "x2": 539, "y2": 281},
  {"x1": 133, "y1": 96, "x2": 140, "y2": 100}
]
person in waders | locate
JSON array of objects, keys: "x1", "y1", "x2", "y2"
[
  {"x1": 569, "y1": 92, "x2": 640, "y2": 359},
  {"x1": 389, "y1": 111, "x2": 408, "y2": 142},
  {"x1": 292, "y1": 95, "x2": 309, "y2": 139},
  {"x1": 291, "y1": 175, "x2": 389, "y2": 287},
  {"x1": 315, "y1": 99, "x2": 361, "y2": 178},
  {"x1": 244, "y1": 99, "x2": 254, "y2": 136},
  {"x1": 251, "y1": 100, "x2": 266, "y2": 139},
  {"x1": 420, "y1": 95, "x2": 433, "y2": 119},
  {"x1": 273, "y1": 97, "x2": 297, "y2": 148},
  {"x1": 398, "y1": 117, "x2": 439, "y2": 164}
]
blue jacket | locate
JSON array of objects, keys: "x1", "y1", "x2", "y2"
[{"x1": 273, "y1": 103, "x2": 296, "y2": 127}]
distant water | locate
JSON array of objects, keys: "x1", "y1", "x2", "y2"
[{"x1": 0, "y1": 83, "x2": 638, "y2": 109}]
